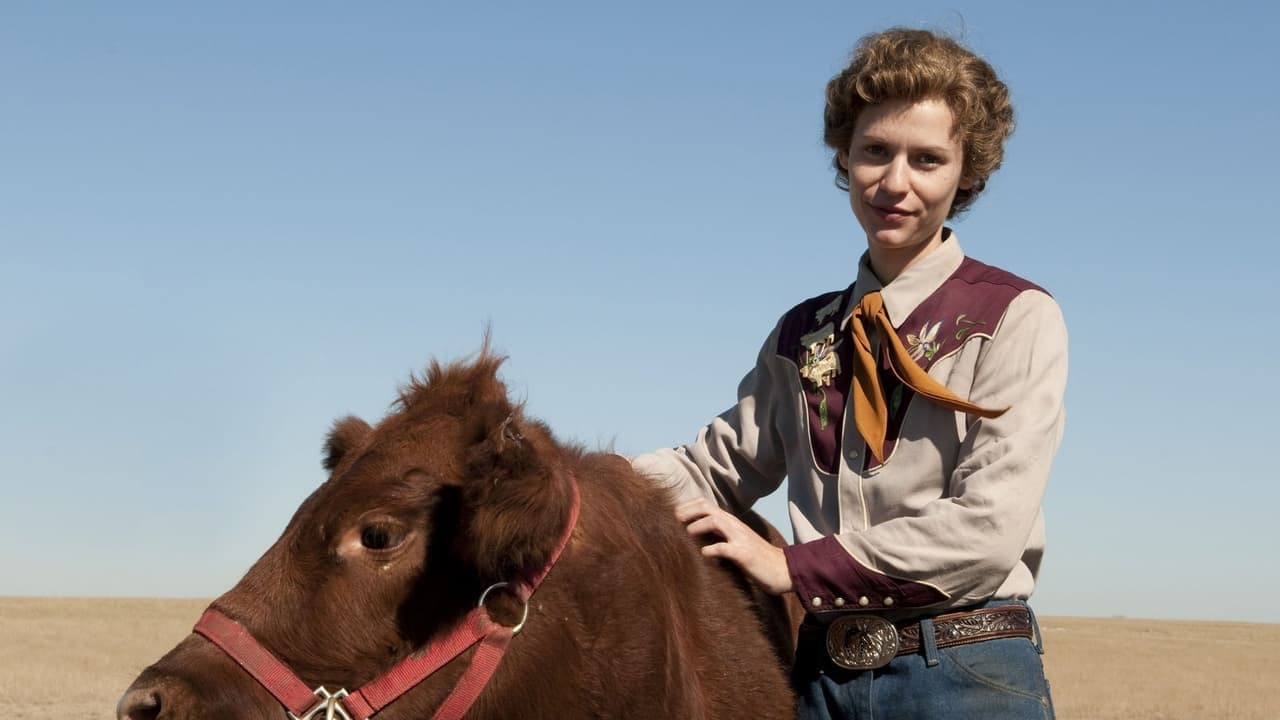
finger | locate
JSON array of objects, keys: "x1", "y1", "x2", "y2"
[
  {"x1": 673, "y1": 498, "x2": 715, "y2": 523},
  {"x1": 700, "y1": 541, "x2": 736, "y2": 562},
  {"x1": 684, "y1": 516, "x2": 724, "y2": 540},
  {"x1": 701, "y1": 539, "x2": 765, "y2": 581},
  {"x1": 701, "y1": 539, "x2": 759, "y2": 573}
]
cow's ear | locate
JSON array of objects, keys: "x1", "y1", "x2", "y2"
[
  {"x1": 459, "y1": 404, "x2": 570, "y2": 581},
  {"x1": 323, "y1": 416, "x2": 373, "y2": 473},
  {"x1": 463, "y1": 402, "x2": 537, "y2": 483}
]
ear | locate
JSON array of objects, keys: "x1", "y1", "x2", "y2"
[
  {"x1": 323, "y1": 416, "x2": 373, "y2": 473},
  {"x1": 837, "y1": 149, "x2": 849, "y2": 171},
  {"x1": 958, "y1": 175, "x2": 976, "y2": 191},
  {"x1": 458, "y1": 403, "x2": 571, "y2": 582},
  {"x1": 462, "y1": 401, "x2": 539, "y2": 490}
]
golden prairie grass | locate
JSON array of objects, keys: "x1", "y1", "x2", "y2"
[
  {"x1": 0, "y1": 597, "x2": 207, "y2": 720},
  {"x1": 1, "y1": 597, "x2": 1276, "y2": 719},
  {"x1": 1038, "y1": 616, "x2": 1279, "y2": 719}
]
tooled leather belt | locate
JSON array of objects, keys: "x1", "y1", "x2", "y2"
[{"x1": 819, "y1": 605, "x2": 1034, "y2": 671}]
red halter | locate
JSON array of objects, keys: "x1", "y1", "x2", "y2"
[{"x1": 194, "y1": 477, "x2": 581, "y2": 720}]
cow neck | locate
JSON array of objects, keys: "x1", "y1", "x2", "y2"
[{"x1": 194, "y1": 473, "x2": 581, "y2": 720}]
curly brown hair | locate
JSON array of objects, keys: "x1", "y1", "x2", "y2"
[{"x1": 824, "y1": 28, "x2": 1015, "y2": 217}]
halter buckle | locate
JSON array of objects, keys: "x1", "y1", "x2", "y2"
[{"x1": 289, "y1": 687, "x2": 354, "y2": 720}]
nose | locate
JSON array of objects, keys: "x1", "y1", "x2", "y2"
[
  {"x1": 879, "y1": 156, "x2": 910, "y2": 194},
  {"x1": 118, "y1": 678, "x2": 199, "y2": 720},
  {"x1": 117, "y1": 685, "x2": 164, "y2": 720},
  {"x1": 118, "y1": 672, "x2": 281, "y2": 719}
]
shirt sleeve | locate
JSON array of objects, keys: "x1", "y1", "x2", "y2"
[
  {"x1": 785, "y1": 290, "x2": 1069, "y2": 610},
  {"x1": 630, "y1": 320, "x2": 790, "y2": 513}
]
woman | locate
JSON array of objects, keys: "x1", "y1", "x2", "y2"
[{"x1": 633, "y1": 28, "x2": 1066, "y2": 719}]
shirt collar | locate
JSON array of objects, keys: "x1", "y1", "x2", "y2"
[{"x1": 841, "y1": 230, "x2": 966, "y2": 330}]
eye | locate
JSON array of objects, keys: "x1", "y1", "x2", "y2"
[
  {"x1": 863, "y1": 144, "x2": 888, "y2": 158},
  {"x1": 360, "y1": 524, "x2": 405, "y2": 551},
  {"x1": 916, "y1": 153, "x2": 943, "y2": 167}
]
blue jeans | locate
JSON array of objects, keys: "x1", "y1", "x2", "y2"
[{"x1": 793, "y1": 601, "x2": 1055, "y2": 719}]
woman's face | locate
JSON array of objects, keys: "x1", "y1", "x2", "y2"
[{"x1": 839, "y1": 97, "x2": 972, "y2": 280}]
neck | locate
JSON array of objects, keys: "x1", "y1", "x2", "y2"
[{"x1": 866, "y1": 227, "x2": 947, "y2": 284}]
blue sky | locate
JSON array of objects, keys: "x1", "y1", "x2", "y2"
[{"x1": 3, "y1": 2, "x2": 1277, "y2": 623}]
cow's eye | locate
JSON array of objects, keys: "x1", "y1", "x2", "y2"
[{"x1": 360, "y1": 524, "x2": 404, "y2": 551}]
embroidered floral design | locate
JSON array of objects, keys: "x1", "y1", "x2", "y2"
[
  {"x1": 800, "y1": 334, "x2": 838, "y2": 389},
  {"x1": 906, "y1": 321, "x2": 942, "y2": 361},
  {"x1": 954, "y1": 313, "x2": 987, "y2": 341},
  {"x1": 800, "y1": 333, "x2": 839, "y2": 430}
]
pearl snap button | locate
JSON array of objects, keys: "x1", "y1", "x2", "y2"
[
  {"x1": 834, "y1": 597, "x2": 846, "y2": 607},
  {"x1": 857, "y1": 596, "x2": 870, "y2": 607},
  {"x1": 811, "y1": 597, "x2": 823, "y2": 608}
]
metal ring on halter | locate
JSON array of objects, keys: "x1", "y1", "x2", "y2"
[{"x1": 477, "y1": 581, "x2": 530, "y2": 635}]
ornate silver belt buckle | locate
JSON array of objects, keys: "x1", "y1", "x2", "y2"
[{"x1": 825, "y1": 615, "x2": 900, "y2": 670}]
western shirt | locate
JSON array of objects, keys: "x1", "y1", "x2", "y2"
[{"x1": 632, "y1": 235, "x2": 1068, "y2": 617}]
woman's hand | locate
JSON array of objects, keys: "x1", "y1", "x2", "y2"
[{"x1": 675, "y1": 498, "x2": 794, "y2": 595}]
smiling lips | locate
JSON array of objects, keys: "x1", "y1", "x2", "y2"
[{"x1": 870, "y1": 203, "x2": 913, "y2": 222}]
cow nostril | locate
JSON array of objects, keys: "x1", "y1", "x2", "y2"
[{"x1": 117, "y1": 688, "x2": 162, "y2": 720}]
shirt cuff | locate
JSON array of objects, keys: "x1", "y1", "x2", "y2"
[{"x1": 783, "y1": 535, "x2": 948, "y2": 613}]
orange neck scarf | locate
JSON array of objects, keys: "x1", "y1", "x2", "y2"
[{"x1": 849, "y1": 290, "x2": 1007, "y2": 463}]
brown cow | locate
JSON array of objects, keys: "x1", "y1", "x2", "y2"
[{"x1": 118, "y1": 351, "x2": 798, "y2": 719}]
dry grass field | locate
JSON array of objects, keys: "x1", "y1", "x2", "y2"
[{"x1": 1, "y1": 597, "x2": 1276, "y2": 719}]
